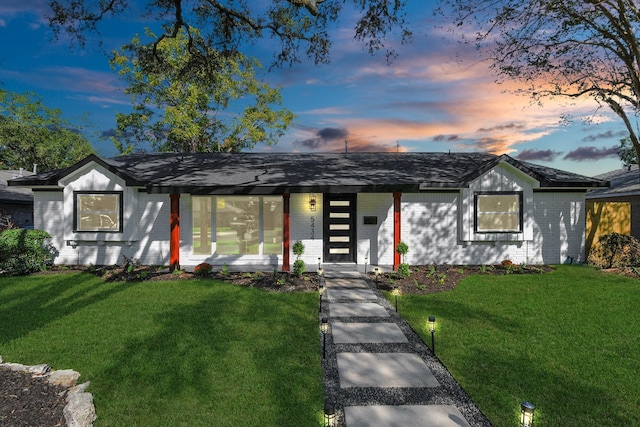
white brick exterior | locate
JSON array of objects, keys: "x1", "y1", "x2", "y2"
[{"x1": 31, "y1": 159, "x2": 587, "y2": 269}]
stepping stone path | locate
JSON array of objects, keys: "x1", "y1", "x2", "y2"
[{"x1": 320, "y1": 268, "x2": 492, "y2": 427}]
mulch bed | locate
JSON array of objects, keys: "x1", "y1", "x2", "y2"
[{"x1": 0, "y1": 368, "x2": 67, "y2": 427}]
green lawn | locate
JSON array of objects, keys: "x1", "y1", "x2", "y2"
[
  {"x1": 0, "y1": 273, "x2": 323, "y2": 426},
  {"x1": 392, "y1": 265, "x2": 640, "y2": 427}
]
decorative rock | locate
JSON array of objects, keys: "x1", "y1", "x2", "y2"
[
  {"x1": 26, "y1": 364, "x2": 52, "y2": 376},
  {"x1": 48, "y1": 369, "x2": 81, "y2": 387},
  {"x1": 68, "y1": 381, "x2": 92, "y2": 398},
  {"x1": 0, "y1": 358, "x2": 96, "y2": 426},
  {"x1": 64, "y1": 392, "x2": 97, "y2": 427}
]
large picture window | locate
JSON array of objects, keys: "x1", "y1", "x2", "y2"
[
  {"x1": 475, "y1": 192, "x2": 522, "y2": 233},
  {"x1": 193, "y1": 196, "x2": 282, "y2": 255},
  {"x1": 193, "y1": 196, "x2": 212, "y2": 255},
  {"x1": 74, "y1": 192, "x2": 123, "y2": 232}
]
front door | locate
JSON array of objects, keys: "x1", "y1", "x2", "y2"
[{"x1": 323, "y1": 194, "x2": 357, "y2": 263}]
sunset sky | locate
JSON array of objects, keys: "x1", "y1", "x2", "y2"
[{"x1": 0, "y1": 0, "x2": 630, "y2": 177}]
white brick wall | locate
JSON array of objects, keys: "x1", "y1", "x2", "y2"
[
  {"x1": 357, "y1": 193, "x2": 394, "y2": 266},
  {"x1": 289, "y1": 193, "x2": 323, "y2": 266},
  {"x1": 33, "y1": 159, "x2": 586, "y2": 268}
]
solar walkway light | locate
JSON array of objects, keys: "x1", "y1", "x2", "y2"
[
  {"x1": 324, "y1": 402, "x2": 336, "y2": 427},
  {"x1": 374, "y1": 267, "x2": 379, "y2": 287},
  {"x1": 393, "y1": 286, "x2": 399, "y2": 312},
  {"x1": 321, "y1": 316, "x2": 329, "y2": 359},
  {"x1": 428, "y1": 315, "x2": 436, "y2": 354},
  {"x1": 520, "y1": 401, "x2": 535, "y2": 427}
]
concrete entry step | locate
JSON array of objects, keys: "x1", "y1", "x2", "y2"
[
  {"x1": 329, "y1": 302, "x2": 389, "y2": 318},
  {"x1": 332, "y1": 322, "x2": 408, "y2": 344},
  {"x1": 326, "y1": 287, "x2": 377, "y2": 301},
  {"x1": 337, "y1": 353, "x2": 439, "y2": 388},
  {"x1": 343, "y1": 404, "x2": 472, "y2": 427}
]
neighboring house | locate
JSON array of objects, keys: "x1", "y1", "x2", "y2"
[
  {"x1": 9, "y1": 152, "x2": 607, "y2": 270},
  {"x1": 0, "y1": 169, "x2": 34, "y2": 229},
  {"x1": 585, "y1": 165, "x2": 640, "y2": 255}
]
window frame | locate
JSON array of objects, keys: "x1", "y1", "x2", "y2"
[
  {"x1": 193, "y1": 195, "x2": 283, "y2": 256},
  {"x1": 474, "y1": 191, "x2": 523, "y2": 233},
  {"x1": 73, "y1": 191, "x2": 124, "y2": 233}
]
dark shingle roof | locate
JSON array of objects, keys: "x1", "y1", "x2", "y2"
[
  {"x1": 587, "y1": 165, "x2": 640, "y2": 198},
  {"x1": 9, "y1": 152, "x2": 607, "y2": 194},
  {"x1": 0, "y1": 170, "x2": 34, "y2": 204}
]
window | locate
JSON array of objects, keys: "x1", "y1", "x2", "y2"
[
  {"x1": 74, "y1": 192, "x2": 123, "y2": 232},
  {"x1": 193, "y1": 196, "x2": 282, "y2": 255},
  {"x1": 475, "y1": 192, "x2": 522, "y2": 233},
  {"x1": 193, "y1": 196, "x2": 212, "y2": 255}
]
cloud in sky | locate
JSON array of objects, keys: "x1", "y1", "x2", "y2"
[
  {"x1": 516, "y1": 149, "x2": 562, "y2": 162},
  {"x1": 294, "y1": 127, "x2": 349, "y2": 150},
  {"x1": 581, "y1": 130, "x2": 628, "y2": 143},
  {"x1": 563, "y1": 146, "x2": 619, "y2": 161}
]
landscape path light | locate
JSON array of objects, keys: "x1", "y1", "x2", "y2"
[
  {"x1": 520, "y1": 401, "x2": 535, "y2": 427},
  {"x1": 324, "y1": 402, "x2": 336, "y2": 427},
  {"x1": 428, "y1": 315, "x2": 436, "y2": 354},
  {"x1": 321, "y1": 316, "x2": 329, "y2": 359},
  {"x1": 364, "y1": 256, "x2": 368, "y2": 274},
  {"x1": 374, "y1": 267, "x2": 379, "y2": 287},
  {"x1": 393, "y1": 286, "x2": 399, "y2": 312}
]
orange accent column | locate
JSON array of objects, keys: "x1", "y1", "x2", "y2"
[
  {"x1": 393, "y1": 192, "x2": 401, "y2": 271},
  {"x1": 282, "y1": 194, "x2": 291, "y2": 271},
  {"x1": 170, "y1": 193, "x2": 180, "y2": 271}
]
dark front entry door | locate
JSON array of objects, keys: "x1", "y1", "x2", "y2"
[{"x1": 323, "y1": 193, "x2": 357, "y2": 263}]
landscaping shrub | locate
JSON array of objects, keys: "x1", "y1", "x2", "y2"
[
  {"x1": 397, "y1": 263, "x2": 411, "y2": 278},
  {"x1": 588, "y1": 232, "x2": 640, "y2": 268},
  {"x1": 0, "y1": 228, "x2": 58, "y2": 276},
  {"x1": 292, "y1": 240, "x2": 305, "y2": 277},
  {"x1": 396, "y1": 241, "x2": 410, "y2": 277},
  {"x1": 194, "y1": 262, "x2": 213, "y2": 277}
]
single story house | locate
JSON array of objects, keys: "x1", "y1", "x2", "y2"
[
  {"x1": 0, "y1": 169, "x2": 34, "y2": 229},
  {"x1": 9, "y1": 152, "x2": 607, "y2": 270},
  {"x1": 585, "y1": 165, "x2": 640, "y2": 255}
]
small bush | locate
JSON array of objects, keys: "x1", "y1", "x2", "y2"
[
  {"x1": 0, "y1": 229, "x2": 58, "y2": 276},
  {"x1": 293, "y1": 259, "x2": 306, "y2": 277},
  {"x1": 395, "y1": 241, "x2": 408, "y2": 262},
  {"x1": 588, "y1": 233, "x2": 640, "y2": 268},
  {"x1": 194, "y1": 262, "x2": 213, "y2": 277},
  {"x1": 292, "y1": 240, "x2": 305, "y2": 277},
  {"x1": 397, "y1": 263, "x2": 411, "y2": 278}
]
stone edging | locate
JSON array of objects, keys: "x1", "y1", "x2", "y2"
[{"x1": 0, "y1": 355, "x2": 97, "y2": 427}]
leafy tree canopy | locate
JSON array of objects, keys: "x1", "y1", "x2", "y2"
[
  {"x1": 0, "y1": 89, "x2": 95, "y2": 171},
  {"x1": 110, "y1": 27, "x2": 294, "y2": 153},
  {"x1": 437, "y1": 0, "x2": 640, "y2": 166},
  {"x1": 618, "y1": 136, "x2": 637, "y2": 167},
  {"x1": 49, "y1": 0, "x2": 411, "y2": 67}
]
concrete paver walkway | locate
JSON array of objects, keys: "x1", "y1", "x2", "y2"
[{"x1": 320, "y1": 267, "x2": 492, "y2": 427}]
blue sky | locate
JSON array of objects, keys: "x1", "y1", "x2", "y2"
[{"x1": 0, "y1": 0, "x2": 630, "y2": 177}]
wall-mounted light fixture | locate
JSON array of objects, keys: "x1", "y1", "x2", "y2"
[
  {"x1": 309, "y1": 194, "x2": 317, "y2": 211},
  {"x1": 520, "y1": 401, "x2": 535, "y2": 427}
]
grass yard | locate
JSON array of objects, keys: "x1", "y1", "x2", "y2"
[
  {"x1": 392, "y1": 265, "x2": 640, "y2": 427},
  {"x1": 0, "y1": 273, "x2": 323, "y2": 426}
]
